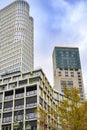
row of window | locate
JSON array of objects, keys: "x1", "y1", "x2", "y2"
[
  {"x1": 61, "y1": 80, "x2": 73, "y2": 86},
  {"x1": 0, "y1": 70, "x2": 41, "y2": 83},
  {"x1": 2, "y1": 125, "x2": 36, "y2": 130},
  {"x1": 1, "y1": 49, "x2": 21, "y2": 59},
  {"x1": 1, "y1": 113, "x2": 36, "y2": 123},
  {"x1": 58, "y1": 71, "x2": 81, "y2": 76}
]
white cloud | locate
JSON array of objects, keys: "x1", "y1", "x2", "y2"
[
  {"x1": 50, "y1": 0, "x2": 69, "y2": 9},
  {"x1": 51, "y1": 0, "x2": 87, "y2": 93},
  {"x1": 31, "y1": 0, "x2": 87, "y2": 92}
]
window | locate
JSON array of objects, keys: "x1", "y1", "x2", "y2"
[
  {"x1": 29, "y1": 113, "x2": 35, "y2": 119},
  {"x1": 0, "y1": 93, "x2": 3, "y2": 101},
  {"x1": 58, "y1": 71, "x2": 61, "y2": 76},
  {"x1": 19, "y1": 79, "x2": 27, "y2": 86},
  {"x1": 77, "y1": 72, "x2": 80, "y2": 74},
  {"x1": 39, "y1": 97, "x2": 43, "y2": 106},
  {"x1": 79, "y1": 81, "x2": 82, "y2": 84},
  {"x1": 79, "y1": 84, "x2": 82, "y2": 88},
  {"x1": 68, "y1": 81, "x2": 73, "y2": 87},
  {"x1": 61, "y1": 81, "x2": 66, "y2": 86},
  {"x1": 26, "y1": 96, "x2": 37, "y2": 107},
  {"x1": 78, "y1": 77, "x2": 81, "y2": 81},
  {"x1": 71, "y1": 72, "x2": 74, "y2": 74},
  {"x1": 40, "y1": 87, "x2": 43, "y2": 97},
  {"x1": 13, "y1": 75, "x2": 21, "y2": 80},
  {"x1": 78, "y1": 75, "x2": 81, "y2": 78},
  {"x1": 80, "y1": 94, "x2": 84, "y2": 97},
  {"x1": 43, "y1": 92, "x2": 46, "y2": 100},
  {"x1": 61, "y1": 80, "x2": 73, "y2": 88},
  {"x1": 65, "y1": 71, "x2": 68, "y2": 76},
  {"x1": 71, "y1": 71, "x2": 74, "y2": 77},
  {"x1": 44, "y1": 101, "x2": 47, "y2": 110},
  {"x1": 2, "y1": 125, "x2": 11, "y2": 130},
  {"x1": 9, "y1": 82, "x2": 17, "y2": 88}
]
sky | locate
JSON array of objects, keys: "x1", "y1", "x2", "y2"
[{"x1": 0, "y1": 0, "x2": 87, "y2": 93}]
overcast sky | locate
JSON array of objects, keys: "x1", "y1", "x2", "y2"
[{"x1": 0, "y1": 0, "x2": 87, "y2": 93}]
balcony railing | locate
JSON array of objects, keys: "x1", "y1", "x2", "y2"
[
  {"x1": 3, "y1": 117, "x2": 12, "y2": 123},
  {"x1": 15, "y1": 105, "x2": 24, "y2": 109},
  {"x1": 26, "y1": 103, "x2": 37, "y2": 107},
  {"x1": 9, "y1": 84, "x2": 17, "y2": 88},
  {"x1": 26, "y1": 90, "x2": 37, "y2": 96},
  {"x1": 29, "y1": 79, "x2": 38, "y2": 84},
  {"x1": 14, "y1": 115, "x2": 23, "y2": 121},
  {"x1": 0, "y1": 97, "x2": 2, "y2": 101},
  {"x1": 4, "y1": 107, "x2": 12, "y2": 111},
  {"x1": 5, "y1": 95, "x2": 13, "y2": 100},
  {"x1": 26, "y1": 113, "x2": 36, "y2": 120},
  {"x1": 3, "y1": 79, "x2": 10, "y2": 83},
  {"x1": 15, "y1": 93, "x2": 24, "y2": 98}
]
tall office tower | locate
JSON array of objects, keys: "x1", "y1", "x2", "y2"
[
  {"x1": 53, "y1": 46, "x2": 84, "y2": 100},
  {"x1": 0, "y1": 0, "x2": 34, "y2": 76}
]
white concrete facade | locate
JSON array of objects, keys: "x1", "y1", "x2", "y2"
[
  {"x1": 0, "y1": 0, "x2": 34, "y2": 76},
  {"x1": 54, "y1": 68, "x2": 84, "y2": 100},
  {"x1": 0, "y1": 69, "x2": 63, "y2": 130}
]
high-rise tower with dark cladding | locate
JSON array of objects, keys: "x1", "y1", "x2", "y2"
[{"x1": 53, "y1": 46, "x2": 84, "y2": 101}]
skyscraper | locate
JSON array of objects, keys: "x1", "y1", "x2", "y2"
[
  {"x1": 53, "y1": 46, "x2": 84, "y2": 100},
  {"x1": 0, "y1": 0, "x2": 34, "y2": 76}
]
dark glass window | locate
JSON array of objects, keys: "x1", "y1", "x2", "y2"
[{"x1": 54, "y1": 47, "x2": 81, "y2": 69}]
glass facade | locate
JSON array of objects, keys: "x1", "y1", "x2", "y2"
[{"x1": 54, "y1": 47, "x2": 81, "y2": 69}]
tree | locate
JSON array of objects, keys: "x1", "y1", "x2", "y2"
[
  {"x1": 48, "y1": 104, "x2": 59, "y2": 130},
  {"x1": 58, "y1": 86, "x2": 87, "y2": 130},
  {"x1": 78, "y1": 101, "x2": 87, "y2": 130},
  {"x1": 35, "y1": 105, "x2": 48, "y2": 130},
  {"x1": 35, "y1": 104, "x2": 59, "y2": 130}
]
